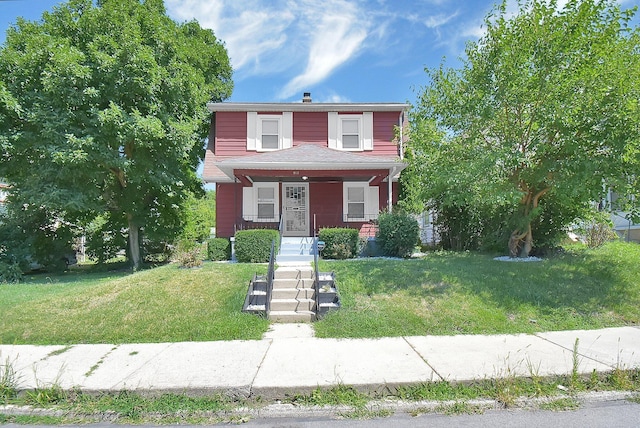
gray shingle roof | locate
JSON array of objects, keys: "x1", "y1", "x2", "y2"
[{"x1": 217, "y1": 144, "x2": 403, "y2": 168}]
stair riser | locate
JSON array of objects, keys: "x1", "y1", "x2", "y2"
[
  {"x1": 274, "y1": 269, "x2": 314, "y2": 280},
  {"x1": 272, "y1": 289, "x2": 315, "y2": 299},
  {"x1": 270, "y1": 300, "x2": 315, "y2": 312},
  {"x1": 269, "y1": 313, "x2": 314, "y2": 322},
  {"x1": 279, "y1": 249, "x2": 313, "y2": 255},
  {"x1": 272, "y1": 279, "x2": 315, "y2": 289}
]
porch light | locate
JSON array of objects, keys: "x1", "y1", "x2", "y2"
[{"x1": 302, "y1": 176, "x2": 308, "y2": 181}]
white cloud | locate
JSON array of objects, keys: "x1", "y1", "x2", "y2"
[
  {"x1": 279, "y1": 1, "x2": 368, "y2": 99},
  {"x1": 424, "y1": 11, "x2": 459, "y2": 29},
  {"x1": 166, "y1": 0, "x2": 295, "y2": 72},
  {"x1": 167, "y1": 0, "x2": 369, "y2": 100}
]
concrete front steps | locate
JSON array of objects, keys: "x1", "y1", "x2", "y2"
[
  {"x1": 276, "y1": 237, "x2": 315, "y2": 264},
  {"x1": 268, "y1": 265, "x2": 316, "y2": 322}
]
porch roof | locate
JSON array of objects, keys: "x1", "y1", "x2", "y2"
[{"x1": 207, "y1": 144, "x2": 407, "y2": 184}]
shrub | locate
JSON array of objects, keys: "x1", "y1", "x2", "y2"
[
  {"x1": 234, "y1": 230, "x2": 279, "y2": 263},
  {"x1": 376, "y1": 211, "x2": 420, "y2": 258},
  {"x1": 319, "y1": 228, "x2": 359, "y2": 259},
  {"x1": 172, "y1": 240, "x2": 205, "y2": 268},
  {"x1": 0, "y1": 261, "x2": 23, "y2": 284},
  {"x1": 207, "y1": 238, "x2": 231, "y2": 261},
  {"x1": 576, "y1": 211, "x2": 619, "y2": 249}
]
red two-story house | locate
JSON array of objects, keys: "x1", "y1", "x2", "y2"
[{"x1": 203, "y1": 93, "x2": 408, "y2": 238}]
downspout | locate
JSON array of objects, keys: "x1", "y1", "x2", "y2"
[{"x1": 398, "y1": 111, "x2": 405, "y2": 160}]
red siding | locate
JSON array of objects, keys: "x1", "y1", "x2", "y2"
[
  {"x1": 216, "y1": 183, "x2": 243, "y2": 237},
  {"x1": 216, "y1": 181, "x2": 401, "y2": 237},
  {"x1": 372, "y1": 111, "x2": 401, "y2": 156},
  {"x1": 212, "y1": 110, "x2": 402, "y2": 157},
  {"x1": 293, "y1": 112, "x2": 327, "y2": 146},
  {"x1": 215, "y1": 112, "x2": 248, "y2": 156},
  {"x1": 309, "y1": 182, "x2": 344, "y2": 229},
  {"x1": 308, "y1": 182, "x2": 400, "y2": 234}
]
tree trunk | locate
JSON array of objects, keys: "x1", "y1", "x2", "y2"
[
  {"x1": 520, "y1": 223, "x2": 533, "y2": 258},
  {"x1": 127, "y1": 213, "x2": 141, "y2": 271},
  {"x1": 509, "y1": 222, "x2": 533, "y2": 258}
]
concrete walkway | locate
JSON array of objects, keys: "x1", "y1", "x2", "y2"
[{"x1": 0, "y1": 326, "x2": 639, "y2": 399}]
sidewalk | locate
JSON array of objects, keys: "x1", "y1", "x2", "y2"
[{"x1": 1, "y1": 326, "x2": 639, "y2": 399}]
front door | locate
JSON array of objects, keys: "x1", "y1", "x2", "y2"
[{"x1": 283, "y1": 183, "x2": 309, "y2": 236}]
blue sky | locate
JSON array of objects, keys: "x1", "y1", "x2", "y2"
[{"x1": 1, "y1": 0, "x2": 638, "y2": 105}]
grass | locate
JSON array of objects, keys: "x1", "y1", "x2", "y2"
[
  {"x1": 314, "y1": 241, "x2": 640, "y2": 338},
  {"x1": 1, "y1": 369, "x2": 637, "y2": 423},
  {"x1": 0, "y1": 262, "x2": 270, "y2": 344},
  {"x1": 0, "y1": 241, "x2": 638, "y2": 344}
]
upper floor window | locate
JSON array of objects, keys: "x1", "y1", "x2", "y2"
[
  {"x1": 247, "y1": 112, "x2": 292, "y2": 151},
  {"x1": 329, "y1": 112, "x2": 373, "y2": 151},
  {"x1": 259, "y1": 117, "x2": 280, "y2": 150},
  {"x1": 341, "y1": 118, "x2": 361, "y2": 149}
]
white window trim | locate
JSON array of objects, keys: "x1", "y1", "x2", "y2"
[
  {"x1": 343, "y1": 182, "x2": 379, "y2": 222},
  {"x1": 242, "y1": 182, "x2": 280, "y2": 222},
  {"x1": 247, "y1": 112, "x2": 292, "y2": 152},
  {"x1": 328, "y1": 112, "x2": 373, "y2": 151}
]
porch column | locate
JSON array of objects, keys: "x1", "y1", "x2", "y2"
[{"x1": 388, "y1": 167, "x2": 393, "y2": 212}]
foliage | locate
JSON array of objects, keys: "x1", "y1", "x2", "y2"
[
  {"x1": 319, "y1": 228, "x2": 359, "y2": 259},
  {"x1": 405, "y1": 0, "x2": 640, "y2": 257},
  {"x1": 376, "y1": 211, "x2": 420, "y2": 258},
  {"x1": 234, "y1": 230, "x2": 279, "y2": 263},
  {"x1": 0, "y1": 261, "x2": 22, "y2": 284},
  {"x1": 207, "y1": 238, "x2": 230, "y2": 261},
  {"x1": 84, "y1": 213, "x2": 128, "y2": 263},
  {"x1": 172, "y1": 240, "x2": 205, "y2": 268},
  {"x1": 575, "y1": 210, "x2": 619, "y2": 249},
  {"x1": 181, "y1": 191, "x2": 216, "y2": 243},
  {"x1": 0, "y1": 204, "x2": 77, "y2": 273},
  {"x1": 0, "y1": 356, "x2": 18, "y2": 403},
  {"x1": 0, "y1": 0, "x2": 233, "y2": 270}
]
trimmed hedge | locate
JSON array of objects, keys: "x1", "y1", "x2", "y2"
[
  {"x1": 376, "y1": 211, "x2": 420, "y2": 258},
  {"x1": 234, "y1": 230, "x2": 279, "y2": 263},
  {"x1": 318, "y1": 227, "x2": 359, "y2": 259},
  {"x1": 207, "y1": 238, "x2": 231, "y2": 261}
]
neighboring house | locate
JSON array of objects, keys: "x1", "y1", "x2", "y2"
[
  {"x1": 607, "y1": 190, "x2": 640, "y2": 242},
  {"x1": 203, "y1": 93, "x2": 408, "y2": 238}
]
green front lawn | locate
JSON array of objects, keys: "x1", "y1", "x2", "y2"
[
  {"x1": 0, "y1": 263, "x2": 269, "y2": 344},
  {"x1": 314, "y1": 241, "x2": 640, "y2": 338},
  {"x1": 0, "y1": 241, "x2": 638, "y2": 344}
]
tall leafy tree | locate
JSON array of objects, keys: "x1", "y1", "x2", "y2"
[
  {"x1": 0, "y1": 0, "x2": 232, "y2": 269},
  {"x1": 406, "y1": 0, "x2": 640, "y2": 257}
]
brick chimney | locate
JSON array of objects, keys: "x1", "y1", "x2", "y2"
[{"x1": 302, "y1": 92, "x2": 312, "y2": 103}]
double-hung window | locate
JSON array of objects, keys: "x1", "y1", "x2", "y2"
[
  {"x1": 343, "y1": 182, "x2": 379, "y2": 222},
  {"x1": 258, "y1": 117, "x2": 280, "y2": 150},
  {"x1": 257, "y1": 186, "x2": 276, "y2": 220},
  {"x1": 243, "y1": 183, "x2": 279, "y2": 222},
  {"x1": 247, "y1": 112, "x2": 293, "y2": 151},
  {"x1": 328, "y1": 112, "x2": 373, "y2": 151},
  {"x1": 341, "y1": 118, "x2": 361, "y2": 149}
]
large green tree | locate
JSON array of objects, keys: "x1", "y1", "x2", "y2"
[
  {"x1": 406, "y1": 0, "x2": 640, "y2": 257},
  {"x1": 0, "y1": 0, "x2": 232, "y2": 269}
]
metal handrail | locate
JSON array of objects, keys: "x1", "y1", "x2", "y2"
[
  {"x1": 313, "y1": 236, "x2": 320, "y2": 321},
  {"x1": 265, "y1": 239, "x2": 276, "y2": 315}
]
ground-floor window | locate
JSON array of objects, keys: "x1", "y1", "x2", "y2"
[
  {"x1": 243, "y1": 182, "x2": 279, "y2": 222},
  {"x1": 343, "y1": 182, "x2": 379, "y2": 222}
]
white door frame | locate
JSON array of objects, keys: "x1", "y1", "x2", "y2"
[{"x1": 282, "y1": 183, "x2": 310, "y2": 237}]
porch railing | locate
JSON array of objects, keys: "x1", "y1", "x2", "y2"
[
  {"x1": 265, "y1": 239, "x2": 276, "y2": 315},
  {"x1": 313, "y1": 236, "x2": 320, "y2": 321}
]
